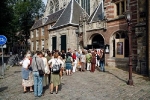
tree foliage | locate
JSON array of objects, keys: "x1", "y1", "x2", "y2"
[
  {"x1": 0, "y1": 0, "x2": 45, "y2": 46},
  {"x1": 12, "y1": 0, "x2": 45, "y2": 42},
  {"x1": 0, "y1": 0, "x2": 14, "y2": 43}
]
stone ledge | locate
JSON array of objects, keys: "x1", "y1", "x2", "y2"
[{"x1": 107, "y1": 58, "x2": 128, "y2": 67}]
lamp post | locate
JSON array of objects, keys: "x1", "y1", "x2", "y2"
[{"x1": 125, "y1": 1, "x2": 133, "y2": 85}]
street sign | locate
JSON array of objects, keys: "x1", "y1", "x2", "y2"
[
  {"x1": 0, "y1": 35, "x2": 6, "y2": 77},
  {"x1": 0, "y1": 44, "x2": 6, "y2": 48},
  {"x1": 0, "y1": 35, "x2": 7, "y2": 45}
]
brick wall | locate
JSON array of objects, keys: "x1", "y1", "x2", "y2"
[{"x1": 86, "y1": 0, "x2": 138, "y2": 67}]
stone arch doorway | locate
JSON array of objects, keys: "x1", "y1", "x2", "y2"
[{"x1": 88, "y1": 34, "x2": 104, "y2": 49}]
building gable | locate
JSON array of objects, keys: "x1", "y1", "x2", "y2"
[
  {"x1": 88, "y1": 1, "x2": 104, "y2": 23},
  {"x1": 52, "y1": 0, "x2": 89, "y2": 29}
]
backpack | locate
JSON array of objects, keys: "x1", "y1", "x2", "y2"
[
  {"x1": 51, "y1": 59, "x2": 61, "y2": 74},
  {"x1": 65, "y1": 56, "x2": 72, "y2": 63}
]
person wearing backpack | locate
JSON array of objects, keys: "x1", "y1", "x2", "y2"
[
  {"x1": 65, "y1": 53, "x2": 72, "y2": 75},
  {"x1": 48, "y1": 53, "x2": 63, "y2": 94},
  {"x1": 65, "y1": 48, "x2": 72, "y2": 75}
]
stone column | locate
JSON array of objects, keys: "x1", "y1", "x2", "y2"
[
  {"x1": 82, "y1": 12, "x2": 87, "y2": 48},
  {"x1": 58, "y1": 34, "x2": 61, "y2": 51},
  {"x1": 49, "y1": 34, "x2": 52, "y2": 51},
  {"x1": 67, "y1": 28, "x2": 70, "y2": 49}
]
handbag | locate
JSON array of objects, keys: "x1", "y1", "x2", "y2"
[
  {"x1": 35, "y1": 57, "x2": 44, "y2": 76},
  {"x1": 38, "y1": 70, "x2": 44, "y2": 76}
]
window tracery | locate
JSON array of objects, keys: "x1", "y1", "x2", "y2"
[
  {"x1": 50, "y1": 1, "x2": 54, "y2": 14},
  {"x1": 55, "y1": 0, "x2": 59, "y2": 12}
]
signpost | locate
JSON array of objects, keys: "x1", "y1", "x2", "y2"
[{"x1": 0, "y1": 35, "x2": 7, "y2": 78}]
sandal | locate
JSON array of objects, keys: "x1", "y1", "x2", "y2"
[
  {"x1": 23, "y1": 91, "x2": 27, "y2": 93},
  {"x1": 30, "y1": 90, "x2": 34, "y2": 92}
]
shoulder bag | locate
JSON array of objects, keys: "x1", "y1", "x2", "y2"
[{"x1": 35, "y1": 57, "x2": 44, "y2": 76}]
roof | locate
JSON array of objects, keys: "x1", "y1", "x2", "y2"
[
  {"x1": 88, "y1": 1, "x2": 104, "y2": 23},
  {"x1": 30, "y1": 9, "x2": 64, "y2": 30},
  {"x1": 52, "y1": 0, "x2": 89, "y2": 29},
  {"x1": 45, "y1": 9, "x2": 64, "y2": 25},
  {"x1": 30, "y1": 19, "x2": 42, "y2": 30}
]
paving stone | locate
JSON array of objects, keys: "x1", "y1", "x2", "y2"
[{"x1": 0, "y1": 66, "x2": 150, "y2": 100}]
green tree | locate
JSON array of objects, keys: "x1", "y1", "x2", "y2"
[
  {"x1": 0, "y1": 0, "x2": 45, "y2": 53},
  {"x1": 0, "y1": 0, "x2": 14, "y2": 43},
  {"x1": 13, "y1": 0, "x2": 45, "y2": 45}
]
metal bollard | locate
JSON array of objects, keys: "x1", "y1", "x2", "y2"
[{"x1": 2, "y1": 64, "x2": 4, "y2": 76}]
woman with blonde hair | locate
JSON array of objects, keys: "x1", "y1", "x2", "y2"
[
  {"x1": 48, "y1": 53, "x2": 63, "y2": 94},
  {"x1": 21, "y1": 53, "x2": 34, "y2": 93}
]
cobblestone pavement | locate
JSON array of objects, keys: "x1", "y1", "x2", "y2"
[{"x1": 0, "y1": 66, "x2": 150, "y2": 100}]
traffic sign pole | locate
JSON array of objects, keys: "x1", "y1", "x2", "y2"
[
  {"x1": 1, "y1": 45, "x2": 4, "y2": 78},
  {"x1": 0, "y1": 35, "x2": 7, "y2": 78}
]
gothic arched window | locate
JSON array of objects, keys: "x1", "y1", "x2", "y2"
[
  {"x1": 81, "y1": 0, "x2": 90, "y2": 15},
  {"x1": 55, "y1": 0, "x2": 59, "y2": 12},
  {"x1": 49, "y1": 1, "x2": 54, "y2": 14}
]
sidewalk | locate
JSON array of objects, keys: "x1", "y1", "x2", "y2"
[{"x1": 0, "y1": 66, "x2": 150, "y2": 100}]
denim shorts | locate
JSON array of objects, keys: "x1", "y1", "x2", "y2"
[{"x1": 65, "y1": 63, "x2": 72, "y2": 70}]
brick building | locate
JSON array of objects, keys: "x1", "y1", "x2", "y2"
[{"x1": 30, "y1": 0, "x2": 149, "y2": 75}]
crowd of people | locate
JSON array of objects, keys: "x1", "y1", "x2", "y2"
[{"x1": 20, "y1": 48, "x2": 105, "y2": 97}]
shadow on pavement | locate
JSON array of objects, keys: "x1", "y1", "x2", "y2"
[
  {"x1": 14, "y1": 71, "x2": 21, "y2": 73},
  {"x1": 105, "y1": 71, "x2": 127, "y2": 83},
  {"x1": 42, "y1": 83, "x2": 64, "y2": 94},
  {"x1": 0, "y1": 86, "x2": 8, "y2": 92},
  {"x1": 43, "y1": 85, "x2": 49, "y2": 94},
  {"x1": 58, "y1": 83, "x2": 64, "y2": 91},
  {"x1": 115, "y1": 66, "x2": 150, "y2": 81}
]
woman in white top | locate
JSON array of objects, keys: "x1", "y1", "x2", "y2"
[
  {"x1": 21, "y1": 54, "x2": 33, "y2": 93},
  {"x1": 48, "y1": 53, "x2": 63, "y2": 94},
  {"x1": 42, "y1": 53, "x2": 50, "y2": 87}
]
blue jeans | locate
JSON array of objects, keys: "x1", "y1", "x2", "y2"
[
  {"x1": 100, "y1": 60, "x2": 105, "y2": 71},
  {"x1": 33, "y1": 71, "x2": 43, "y2": 96}
]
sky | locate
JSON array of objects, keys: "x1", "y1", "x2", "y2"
[{"x1": 42, "y1": 0, "x2": 47, "y2": 5}]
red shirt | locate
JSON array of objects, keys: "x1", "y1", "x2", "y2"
[
  {"x1": 29, "y1": 57, "x2": 32, "y2": 65},
  {"x1": 72, "y1": 54, "x2": 76, "y2": 60}
]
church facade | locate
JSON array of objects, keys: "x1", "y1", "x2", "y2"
[{"x1": 30, "y1": 0, "x2": 150, "y2": 75}]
